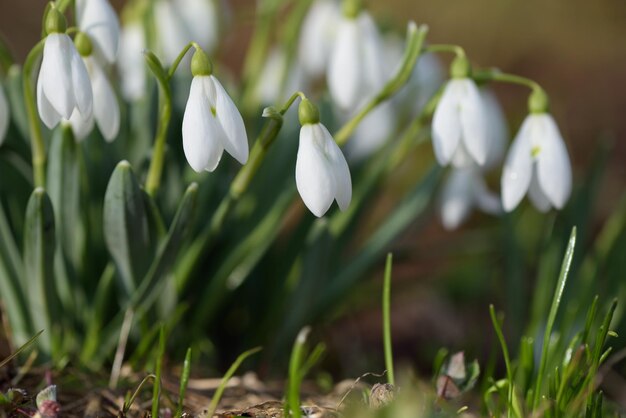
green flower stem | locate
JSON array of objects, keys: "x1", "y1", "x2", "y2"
[
  {"x1": 55, "y1": 0, "x2": 74, "y2": 13},
  {"x1": 0, "y1": 36, "x2": 14, "y2": 74},
  {"x1": 382, "y1": 253, "x2": 395, "y2": 386},
  {"x1": 334, "y1": 23, "x2": 429, "y2": 146},
  {"x1": 423, "y1": 43, "x2": 466, "y2": 58},
  {"x1": 144, "y1": 50, "x2": 172, "y2": 197},
  {"x1": 22, "y1": 39, "x2": 47, "y2": 188},
  {"x1": 167, "y1": 42, "x2": 196, "y2": 80},
  {"x1": 475, "y1": 69, "x2": 542, "y2": 91}
]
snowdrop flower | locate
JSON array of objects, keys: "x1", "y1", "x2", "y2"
[
  {"x1": 296, "y1": 98, "x2": 352, "y2": 217},
  {"x1": 440, "y1": 167, "x2": 501, "y2": 230},
  {"x1": 182, "y1": 48, "x2": 248, "y2": 172},
  {"x1": 501, "y1": 89, "x2": 572, "y2": 212},
  {"x1": 0, "y1": 84, "x2": 8, "y2": 145},
  {"x1": 327, "y1": 7, "x2": 386, "y2": 110},
  {"x1": 37, "y1": 8, "x2": 93, "y2": 130},
  {"x1": 76, "y1": 0, "x2": 120, "y2": 63},
  {"x1": 344, "y1": 102, "x2": 395, "y2": 162},
  {"x1": 118, "y1": 22, "x2": 146, "y2": 101},
  {"x1": 66, "y1": 33, "x2": 120, "y2": 141},
  {"x1": 432, "y1": 56, "x2": 489, "y2": 167},
  {"x1": 298, "y1": 0, "x2": 341, "y2": 79},
  {"x1": 256, "y1": 47, "x2": 306, "y2": 105}
]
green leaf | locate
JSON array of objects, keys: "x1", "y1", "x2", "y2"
[
  {"x1": 23, "y1": 188, "x2": 57, "y2": 355},
  {"x1": 103, "y1": 160, "x2": 154, "y2": 296},
  {"x1": 3, "y1": 65, "x2": 30, "y2": 140}
]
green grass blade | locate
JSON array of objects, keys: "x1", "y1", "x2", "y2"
[
  {"x1": 0, "y1": 329, "x2": 43, "y2": 369},
  {"x1": 152, "y1": 326, "x2": 166, "y2": 418},
  {"x1": 533, "y1": 226, "x2": 577, "y2": 410},
  {"x1": 383, "y1": 253, "x2": 395, "y2": 386},
  {"x1": 285, "y1": 327, "x2": 310, "y2": 418},
  {"x1": 205, "y1": 346, "x2": 262, "y2": 417},
  {"x1": 175, "y1": 348, "x2": 192, "y2": 418},
  {"x1": 489, "y1": 305, "x2": 515, "y2": 418}
]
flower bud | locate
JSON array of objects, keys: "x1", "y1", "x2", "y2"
[
  {"x1": 298, "y1": 98, "x2": 320, "y2": 125},
  {"x1": 342, "y1": 0, "x2": 362, "y2": 19},
  {"x1": 74, "y1": 32, "x2": 93, "y2": 57},
  {"x1": 45, "y1": 6, "x2": 67, "y2": 35},
  {"x1": 528, "y1": 87, "x2": 549, "y2": 114},
  {"x1": 190, "y1": 48, "x2": 213, "y2": 77},
  {"x1": 450, "y1": 55, "x2": 471, "y2": 79}
]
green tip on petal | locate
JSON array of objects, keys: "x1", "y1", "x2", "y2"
[
  {"x1": 528, "y1": 88, "x2": 550, "y2": 114},
  {"x1": 74, "y1": 32, "x2": 93, "y2": 57},
  {"x1": 450, "y1": 56, "x2": 471, "y2": 79},
  {"x1": 298, "y1": 98, "x2": 320, "y2": 126},
  {"x1": 45, "y1": 5, "x2": 67, "y2": 35},
  {"x1": 191, "y1": 48, "x2": 213, "y2": 77}
]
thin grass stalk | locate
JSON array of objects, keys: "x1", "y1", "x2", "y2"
[
  {"x1": 174, "y1": 348, "x2": 192, "y2": 418},
  {"x1": 382, "y1": 253, "x2": 395, "y2": 386},
  {"x1": 489, "y1": 305, "x2": 514, "y2": 418},
  {"x1": 152, "y1": 326, "x2": 166, "y2": 418},
  {"x1": 286, "y1": 327, "x2": 310, "y2": 418}
]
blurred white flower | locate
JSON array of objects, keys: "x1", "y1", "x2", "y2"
[
  {"x1": 432, "y1": 78, "x2": 488, "y2": 167},
  {"x1": 182, "y1": 75, "x2": 248, "y2": 172},
  {"x1": 37, "y1": 33, "x2": 93, "y2": 129},
  {"x1": 0, "y1": 84, "x2": 8, "y2": 145},
  {"x1": 501, "y1": 113, "x2": 572, "y2": 212},
  {"x1": 256, "y1": 47, "x2": 306, "y2": 105},
  {"x1": 327, "y1": 11, "x2": 386, "y2": 110},
  {"x1": 76, "y1": 0, "x2": 120, "y2": 63},
  {"x1": 344, "y1": 102, "x2": 395, "y2": 162},
  {"x1": 479, "y1": 88, "x2": 508, "y2": 170},
  {"x1": 67, "y1": 56, "x2": 120, "y2": 142},
  {"x1": 440, "y1": 166, "x2": 501, "y2": 230},
  {"x1": 298, "y1": 0, "x2": 341, "y2": 79},
  {"x1": 296, "y1": 122, "x2": 352, "y2": 217},
  {"x1": 118, "y1": 23, "x2": 146, "y2": 101}
]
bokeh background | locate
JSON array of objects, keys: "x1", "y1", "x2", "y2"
[{"x1": 1, "y1": 0, "x2": 625, "y2": 393}]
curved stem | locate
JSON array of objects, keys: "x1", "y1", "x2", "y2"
[
  {"x1": 424, "y1": 43, "x2": 466, "y2": 58},
  {"x1": 167, "y1": 42, "x2": 196, "y2": 80},
  {"x1": 22, "y1": 39, "x2": 47, "y2": 188},
  {"x1": 477, "y1": 69, "x2": 542, "y2": 91}
]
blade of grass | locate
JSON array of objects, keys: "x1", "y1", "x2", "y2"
[
  {"x1": 489, "y1": 305, "x2": 514, "y2": 418},
  {"x1": 123, "y1": 374, "x2": 156, "y2": 414},
  {"x1": 285, "y1": 327, "x2": 310, "y2": 418},
  {"x1": 533, "y1": 227, "x2": 577, "y2": 410},
  {"x1": 383, "y1": 253, "x2": 395, "y2": 386},
  {"x1": 175, "y1": 348, "x2": 192, "y2": 418},
  {"x1": 152, "y1": 326, "x2": 166, "y2": 418},
  {"x1": 0, "y1": 329, "x2": 43, "y2": 369},
  {"x1": 205, "y1": 346, "x2": 262, "y2": 417}
]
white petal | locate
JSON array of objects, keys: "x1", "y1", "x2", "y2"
[
  {"x1": 318, "y1": 124, "x2": 352, "y2": 210},
  {"x1": 431, "y1": 80, "x2": 462, "y2": 165},
  {"x1": 298, "y1": 0, "x2": 340, "y2": 78},
  {"x1": 118, "y1": 23, "x2": 146, "y2": 100},
  {"x1": 182, "y1": 77, "x2": 225, "y2": 172},
  {"x1": 0, "y1": 85, "x2": 9, "y2": 144},
  {"x1": 328, "y1": 18, "x2": 362, "y2": 110},
  {"x1": 346, "y1": 101, "x2": 394, "y2": 161},
  {"x1": 37, "y1": 69, "x2": 62, "y2": 129},
  {"x1": 256, "y1": 48, "x2": 286, "y2": 105},
  {"x1": 358, "y1": 12, "x2": 386, "y2": 90},
  {"x1": 77, "y1": 0, "x2": 120, "y2": 63},
  {"x1": 211, "y1": 76, "x2": 249, "y2": 164},
  {"x1": 472, "y1": 170, "x2": 502, "y2": 215},
  {"x1": 177, "y1": 0, "x2": 219, "y2": 53},
  {"x1": 87, "y1": 57, "x2": 120, "y2": 141},
  {"x1": 70, "y1": 43, "x2": 93, "y2": 117},
  {"x1": 535, "y1": 114, "x2": 572, "y2": 209},
  {"x1": 296, "y1": 124, "x2": 336, "y2": 217},
  {"x1": 67, "y1": 107, "x2": 95, "y2": 141},
  {"x1": 480, "y1": 88, "x2": 508, "y2": 170},
  {"x1": 527, "y1": 167, "x2": 552, "y2": 212},
  {"x1": 154, "y1": 0, "x2": 189, "y2": 65},
  {"x1": 41, "y1": 34, "x2": 74, "y2": 118},
  {"x1": 501, "y1": 115, "x2": 534, "y2": 212},
  {"x1": 440, "y1": 168, "x2": 474, "y2": 230},
  {"x1": 459, "y1": 78, "x2": 489, "y2": 166}
]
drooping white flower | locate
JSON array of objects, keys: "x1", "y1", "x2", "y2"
[
  {"x1": 501, "y1": 113, "x2": 572, "y2": 212},
  {"x1": 480, "y1": 89, "x2": 508, "y2": 170},
  {"x1": 118, "y1": 23, "x2": 146, "y2": 101},
  {"x1": 182, "y1": 49, "x2": 248, "y2": 172},
  {"x1": 298, "y1": 0, "x2": 341, "y2": 79},
  {"x1": 296, "y1": 99, "x2": 352, "y2": 217},
  {"x1": 76, "y1": 0, "x2": 120, "y2": 63},
  {"x1": 432, "y1": 77, "x2": 489, "y2": 167},
  {"x1": 256, "y1": 47, "x2": 306, "y2": 105},
  {"x1": 344, "y1": 102, "x2": 395, "y2": 162},
  {"x1": 0, "y1": 84, "x2": 9, "y2": 145},
  {"x1": 37, "y1": 33, "x2": 93, "y2": 129},
  {"x1": 440, "y1": 166, "x2": 501, "y2": 230},
  {"x1": 327, "y1": 10, "x2": 386, "y2": 110},
  {"x1": 67, "y1": 55, "x2": 120, "y2": 142}
]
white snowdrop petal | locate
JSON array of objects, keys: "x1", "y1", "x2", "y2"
[
  {"x1": 535, "y1": 114, "x2": 572, "y2": 209},
  {"x1": 154, "y1": 0, "x2": 189, "y2": 65},
  {"x1": 177, "y1": 0, "x2": 219, "y2": 54},
  {"x1": 328, "y1": 18, "x2": 362, "y2": 110},
  {"x1": 42, "y1": 34, "x2": 75, "y2": 118},
  {"x1": 480, "y1": 89, "x2": 508, "y2": 170},
  {"x1": 0, "y1": 85, "x2": 9, "y2": 144},
  {"x1": 182, "y1": 77, "x2": 225, "y2": 172},
  {"x1": 318, "y1": 124, "x2": 352, "y2": 210},
  {"x1": 528, "y1": 168, "x2": 552, "y2": 212},
  {"x1": 501, "y1": 116, "x2": 534, "y2": 212},
  {"x1": 78, "y1": 0, "x2": 120, "y2": 63},
  {"x1": 298, "y1": 0, "x2": 340, "y2": 78},
  {"x1": 440, "y1": 168, "x2": 474, "y2": 230},
  {"x1": 472, "y1": 170, "x2": 503, "y2": 215},
  {"x1": 89, "y1": 58, "x2": 120, "y2": 141},
  {"x1": 431, "y1": 80, "x2": 462, "y2": 165},
  {"x1": 211, "y1": 76, "x2": 249, "y2": 164},
  {"x1": 346, "y1": 102, "x2": 394, "y2": 161},
  {"x1": 296, "y1": 125, "x2": 336, "y2": 217},
  {"x1": 67, "y1": 107, "x2": 95, "y2": 141},
  {"x1": 118, "y1": 24, "x2": 146, "y2": 100},
  {"x1": 36, "y1": 70, "x2": 62, "y2": 129},
  {"x1": 358, "y1": 12, "x2": 386, "y2": 90},
  {"x1": 70, "y1": 46, "x2": 93, "y2": 117},
  {"x1": 459, "y1": 79, "x2": 488, "y2": 166},
  {"x1": 256, "y1": 48, "x2": 286, "y2": 105}
]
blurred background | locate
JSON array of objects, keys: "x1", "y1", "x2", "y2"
[{"x1": 1, "y1": 0, "x2": 625, "y2": 387}]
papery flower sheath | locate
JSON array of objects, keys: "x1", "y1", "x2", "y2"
[
  {"x1": 298, "y1": 0, "x2": 341, "y2": 79},
  {"x1": 182, "y1": 50, "x2": 248, "y2": 172},
  {"x1": 296, "y1": 99, "x2": 352, "y2": 217},
  {"x1": 501, "y1": 113, "x2": 572, "y2": 212},
  {"x1": 37, "y1": 33, "x2": 93, "y2": 129},
  {"x1": 76, "y1": 0, "x2": 120, "y2": 63},
  {"x1": 0, "y1": 84, "x2": 9, "y2": 145}
]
